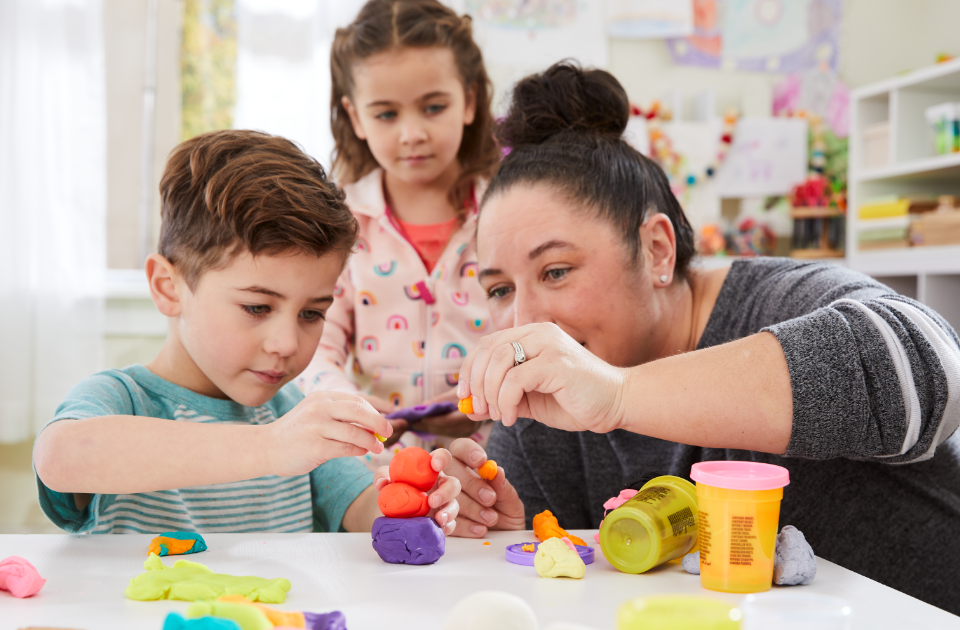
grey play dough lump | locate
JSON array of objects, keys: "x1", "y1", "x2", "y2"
[
  {"x1": 682, "y1": 551, "x2": 700, "y2": 575},
  {"x1": 773, "y1": 525, "x2": 817, "y2": 585}
]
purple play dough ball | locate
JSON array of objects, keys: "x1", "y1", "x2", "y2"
[
  {"x1": 371, "y1": 516, "x2": 445, "y2": 565},
  {"x1": 303, "y1": 610, "x2": 347, "y2": 630}
]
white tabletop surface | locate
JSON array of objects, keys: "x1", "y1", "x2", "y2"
[{"x1": 1, "y1": 531, "x2": 956, "y2": 629}]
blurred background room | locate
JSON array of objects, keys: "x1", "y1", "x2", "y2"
[{"x1": 3, "y1": 0, "x2": 960, "y2": 533}]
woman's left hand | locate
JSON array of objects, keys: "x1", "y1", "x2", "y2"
[
  {"x1": 457, "y1": 323, "x2": 627, "y2": 433},
  {"x1": 374, "y1": 448, "x2": 460, "y2": 535}
]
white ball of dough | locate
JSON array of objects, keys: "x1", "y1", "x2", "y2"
[{"x1": 442, "y1": 590, "x2": 539, "y2": 630}]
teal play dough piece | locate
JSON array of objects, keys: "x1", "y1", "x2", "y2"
[
  {"x1": 163, "y1": 612, "x2": 241, "y2": 630},
  {"x1": 126, "y1": 555, "x2": 291, "y2": 603}
]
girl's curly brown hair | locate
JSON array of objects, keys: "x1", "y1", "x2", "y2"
[{"x1": 330, "y1": 0, "x2": 498, "y2": 213}]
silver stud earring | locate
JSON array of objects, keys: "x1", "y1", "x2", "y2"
[{"x1": 660, "y1": 274, "x2": 668, "y2": 283}]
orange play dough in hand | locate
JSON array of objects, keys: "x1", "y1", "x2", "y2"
[
  {"x1": 532, "y1": 510, "x2": 587, "y2": 547},
  {"x1": 478, "y1": 459, "x2": 498, "y2": 481},
  {"x1": 458, "y1": 397, "x2": 474, "y2": 414},
  {"x1": 389, "y1": 446, "x2": 439, "y2": 491},
  {"x1": 378, "y1": 482, "x2": 430, "y2": 518}
]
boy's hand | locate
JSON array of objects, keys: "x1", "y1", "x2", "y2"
[
  {"x1": 374, "y1": 448, "x2": 461, "y2": 536},
  {"x1": 444, "y1": 438, "x2": 525, "y2": 537},
  {"x1": 266, "y1": 391, "x2": 390, "y2": 477}
]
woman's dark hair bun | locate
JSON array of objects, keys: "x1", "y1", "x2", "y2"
[{"x1": 498, "y1": 61, "x2": 630, "y2": 148}]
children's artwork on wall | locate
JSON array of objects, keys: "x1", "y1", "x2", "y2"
[
  {"x1": 668, "y1": 0, "x2": 842, "y2": 74},
  {"x1": 773, "y1": 70, "x2": 849, "y2": 138},
  {"x1": 605, "y1": 0, "x2": 694, "y2": 39},
  {"x1": 666, "y1": 0, "x2": 722, "y2": 68},
  {"x1": 460, "y1": 0, "x2": 608, "y2": 69},
  {"x1": 721, "y1": 0, "x2": 842, "y2": 73},
  {"x1": 714, "y1": 119, "x2": 809, "y2": 197}
]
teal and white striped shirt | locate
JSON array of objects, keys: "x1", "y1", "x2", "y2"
[{"x1": 36, "y1": 365, "x2": 372, "y2": 534}]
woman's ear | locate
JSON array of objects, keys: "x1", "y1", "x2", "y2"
[
  {"x1": 341, "y1": 95, "x2": 367, "y2": 140},
  {"x1": 640, "y1": 213, "x2": 677, "y2": 287},
  {"x1": 463, "y1": 83, "x2": 477, "y2": 126},
  {"x1": 145, "y1": 254, "x2": 183, "y2": 317}
]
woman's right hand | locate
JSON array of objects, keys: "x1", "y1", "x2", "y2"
[
  {"x1": 457, "y1": 323, "x2": 628, "y2": 433},
  {"x1": 267, "y1": 391, "x2": 390, "y2": 477},
  {"x1": 445, "y1": 438, "x2": 525, "y2": 537}
]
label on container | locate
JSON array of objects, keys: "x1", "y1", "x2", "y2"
[
  {"x1": 667, "y1": 507, "x2": 695, "y2": 537},
  {"x1": 699, "y1": 511, "x2": 712, "y2": 566},
  {"x1": 729, "y1": 515, "x2": 757, "y2": 566}
]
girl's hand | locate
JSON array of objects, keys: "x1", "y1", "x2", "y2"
[
  {"x1": 266, "y1": 391, "x2": 391, "y2": 477},
  {"x1": 374, "y1": 449, "x2": 461, "y2": 536},
  {"x1": 457, "y1": 323, "x2": 627, "y2": 433},
  {"x1": 444, "y1": 438, "x2": 525, "y2": 537}
]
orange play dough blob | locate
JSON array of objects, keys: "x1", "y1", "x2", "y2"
[
  {"x1": 532, "y1": 510, "x2": 586, "y2": 547},
  {"x1": 378, "y1": 482, "x2": 430, "y2": 518},
  {"x1": 478, "y1": 459, "x2": 498, "y2": 481},
  {"x1": 458, "y1": 397, "x2": 474, "y2": 414},
  {"x1": 389, "y1": 446, "x2": 439, "y2": 491}
]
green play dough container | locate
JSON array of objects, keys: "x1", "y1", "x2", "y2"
[{"x1": 599, "y1": 475, "x2": 699, "y2": 574}]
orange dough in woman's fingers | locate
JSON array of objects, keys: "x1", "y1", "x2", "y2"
[
  {"x1": 389, "y1": 446, "x2": 439, "y2": 491},
  {"x1": 458, "y1": 397, "x2": 473, "y2": 414},
  {"x1": 478, "y1": 459, "x2": 498, "y2": 481},
  {"x1": 378, "y1": 482, "x2": 430, "y2": 518}
]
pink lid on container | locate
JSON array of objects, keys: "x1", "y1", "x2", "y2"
[{"x1": 690, "y1": 461, "x2": 790, "y2": 491}]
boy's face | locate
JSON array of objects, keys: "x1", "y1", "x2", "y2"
[
  {"x1": 171, "y1": 250, "x2": 343, "y2": 407},
  {"x1": 343, "y1": 46, "x2": 476, "y2": 187}
]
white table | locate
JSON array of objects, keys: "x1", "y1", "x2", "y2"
[{"x1": 1, "y1": 531, "x2": 956, "y2": 629}]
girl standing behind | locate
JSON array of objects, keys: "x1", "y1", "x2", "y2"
[{"x1": 298, "y1": 0, "x2": 498, "y2": 469}]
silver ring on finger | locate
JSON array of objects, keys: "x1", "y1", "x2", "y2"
[{"x1": 511, "y1": 341, "x2": 527, "y2": 367}]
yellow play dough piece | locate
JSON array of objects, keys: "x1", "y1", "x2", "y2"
[
  {"x1": 188, "y1": 601, "x2": 272, "y2": 630},
  {"x1": 125, "y1": 555, "x2": 291, "y2": 603},
  {"x1": 534, "y1": 537, "x2": 586, "y2": 579}
]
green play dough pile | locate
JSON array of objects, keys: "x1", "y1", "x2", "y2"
[{"x1": 125, "y1": 555, "x2": 291, "y2": 603}]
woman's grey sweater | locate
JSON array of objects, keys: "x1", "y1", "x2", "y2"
[{"x1": 487, "y1": 258, "x2": 960, "y2": 614}]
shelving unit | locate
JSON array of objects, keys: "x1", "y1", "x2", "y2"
[{"x1": 849, "y1": 58, "x2": 960, "y2": 331}]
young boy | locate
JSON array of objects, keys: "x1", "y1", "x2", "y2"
[{"x1": 33, "y1": 130, "x2": 460, "y2": 535}]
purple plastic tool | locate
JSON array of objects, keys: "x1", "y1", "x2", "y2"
[
  {"x1": 505, "y1": 542, "x2": 595, "y2": 566},
  {"x1": 386, "y1": 401, "x2": 458, "y2": 423}
]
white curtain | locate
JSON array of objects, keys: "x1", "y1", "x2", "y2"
[
  {"x1": 0, "y1": 0, "x2": 107, "y2": 442},
  {"x1": 234, "y1": 0, "x2": 366, "y2": 170}
]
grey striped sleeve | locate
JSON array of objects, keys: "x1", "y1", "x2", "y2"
[{"x1": 765, "y1": 294, "x2": 960, "y2": 464}]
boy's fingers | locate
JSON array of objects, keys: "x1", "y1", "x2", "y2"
[
  {"x1": 322, "y1": 417, "x2": 384, "y2": 454},
  {"x1": 326, "y1": 398, "x2": 392, "y2": 438}
]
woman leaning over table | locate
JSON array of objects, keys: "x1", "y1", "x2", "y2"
[{"x1": 441, "y1": 62, "x2": 960, "y2": 614}]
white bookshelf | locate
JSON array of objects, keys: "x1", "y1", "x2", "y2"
[{"x1": 849, "y1": 58, "x2": 960, "y2": 331}]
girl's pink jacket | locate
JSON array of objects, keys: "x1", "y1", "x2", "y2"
[{"x1": 298, "y1": 168, "x2": 492, "y2": 411}]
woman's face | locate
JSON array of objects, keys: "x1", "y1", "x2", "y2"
[{"x1": 476, "y1": 183, "x2": 672, "y2": 368}]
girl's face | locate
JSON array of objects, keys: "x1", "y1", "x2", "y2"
[
  {"x1": 476, "y1": 184, "x2": 676, "y2": 368},
  {"x1": 344, "y1": 46, "x2": 476, "y2": 187}
]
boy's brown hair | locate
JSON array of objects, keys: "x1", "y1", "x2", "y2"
[
  {"x1": 330, "y1": 0, "x2": 499, "y2": 213},
  {"x1": 158, "y1": 130, "x2": 358, "y2": 289}
]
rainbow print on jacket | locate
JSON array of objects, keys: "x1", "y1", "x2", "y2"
[
  {"x1": 411, "y1": 372, "x2": 423, "y2": 387},
  {"x1": 357, "y1": 237, "x2": 370, "y2": 253},
  {"x1": 360, "y1": 336, "x2": 379, "y2": 352},
  {"x1": 446, "y1": 372, "x2": 459, "y2": 387},
  {"x1": 460, "y1": 262, "x2": 479, "y2": 278},
  {"x1": 413, "y1": 340, "x2": 425, "y2": 358},
  {"x1": 389, "y1": 392, "x2": 403, "y2": 407},
  {"x1": 374, "y1": 261, "x2": 397, "y2": 276},
  {"x1": 387, "y1": 315, "x2": 409, "y2": 330},
  {"x1": 404, "y1": 284, "x2": 424, "y2": 301},
  {"x1": 467, "y1": 318, "x2": 488, "y2": 333},
  {"x1": 358, "y1": 291, "x2": 377, "y2": 306},
  {"x1": 451, "y1": 292, "x2": 469, "y2": 307},
  {"x1": 442, "y1": 343, "x2": 467, "y2": 359}
]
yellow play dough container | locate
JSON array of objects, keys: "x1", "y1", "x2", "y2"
[
  {"x1": 599, "y1": 475, "x2": 699, "y2": 574},
  {"x1": 691, "y1": 461, "x2": 790, "y2": 594}
]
